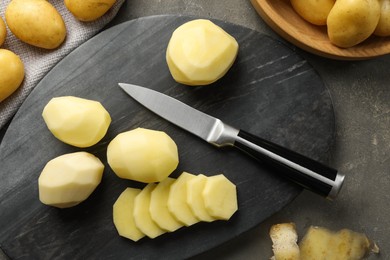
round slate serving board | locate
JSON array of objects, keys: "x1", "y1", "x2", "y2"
[{"x1": 0, "y1": 15, "x2": 335, "y2": 259}]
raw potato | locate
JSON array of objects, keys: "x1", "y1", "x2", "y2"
[
  {"x1": 167, "y1": 172, "x2": 199, "y2": 226},
  {"x1": 64, "y1": 0, "x2": 116, "y2": 22},
  {"x1": 0, "y1": 49, "x2": 24, "y2": 102},
  {"x1": 38, "y1": 152, "x2": 104, "y2": 208},
  {"x1": 269, "y1": 223, "x2": 300, "y2": 260},
  {"x1": 5, "y1": 0, "x2": 66, "y2": 49},
  {"x1": 186, "y1": 174, "x2": 215, "y2": 222},
  {"x1": 166, "y1": 19, "x2": 239, "y2": 86},
  {"x1": 150, "y1": 178, "x2": 184, "y2": 232},
  {"x1": 107, "y1": 128, "x2": 179, "y2": 183},
  {"x1": 133, "y1": 183, "x2": 166, "y2": 239},
  {"x1": 0, "y1": 17, "x2": 6, "y2": 47},
  {"x1": 300, "y1": 226, "x2": 379, "y2": 259},
  {"x1": 42, "y1": 96, "x2": 111, "y2": 148},
  {"x1": 374, "y1": 0, "x2": 390, "y2": 36},
  {"x1": 291, "y1": 0, "x2": 335, "y2": 26},
  {"x1": 113, "y1": 188, "x2": 145, "y2": 242},
  {"x1": 202, "y1": 174, "x2": 238, "y2": 220},
  {"x1": 327, "y1": 0, "x2": 381, "y2": 48}
]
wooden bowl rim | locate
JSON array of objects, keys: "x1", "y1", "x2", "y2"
[{"x1": 251, "y1": 0, "x2": 390, "y2": 60}]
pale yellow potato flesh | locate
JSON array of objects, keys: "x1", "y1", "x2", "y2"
[
  {"x1": 186, "y1": 174, "x2": 215, "y2": 222},
  {"x1": 38, "y1": 152, "x2": 104, "y2": 208},
  {"x1": 167, "y1": 172, "x2": 199, "y2": 226},
  {"x1": 269, "y1": 223, "x2": 300, "y2": 260},
  {"x1": 0, "y1": 49, "x2": 24, "y2": 102},
  {"x1": 113, "y1": 188, "x2": 145, "y2": 242},
  {"x1": 166, "y1": 19, "x2": 238, "y2": 86},
  {"x1": 64, "y1": 0, "x2": 116, "y2": 21},
  {"x1": 107, "y1": 128, "x2": 179, "y2": 183},
  {"x1": 299, "y1": 226, "x2": 376, "y2": 259},
  {"x1": 5, "y1": 0, "x2": 66, "y2": 49},
  {"x1": 133, "y1": 183, "x2": 166, "y2": 239},
  {"x1": 42, "y1": 96, "x2": 111, "y2": 148},
  {"x1": 202, "y1": 174, "x2": 238, "y2": 220},
  {"x1": 150, "y1": 178, "x2": 184, "y2": 232}
]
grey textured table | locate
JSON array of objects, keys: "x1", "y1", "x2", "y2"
[{"x1": 1, "y1": 1, "x2": 389, "y2": 259}]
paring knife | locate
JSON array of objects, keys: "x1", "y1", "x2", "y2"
[{"x1": 118, "y1": 83, "x2": 345, "y2": 200}]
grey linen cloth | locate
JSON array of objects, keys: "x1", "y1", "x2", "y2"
[{"x1": 0, "y1": 0, "x2": 125, "y2": 129}]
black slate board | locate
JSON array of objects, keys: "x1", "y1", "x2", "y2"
[{"x1": 0, "y1": 15, "x2": 335, "y2": 259}]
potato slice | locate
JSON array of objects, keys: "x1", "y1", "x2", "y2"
[
  {"x1": 42, "y1": 96, "x2": 111, "y2": 148},
  {"x1": 133, "y1": 183, "x2": 166, "y2": 239},
  {"x1": 150, "y1": 178, "x2": 184, "y2": 232},
  {"x1": 269, "y1": 223, "x2": 300, "y2": 260},
  {"x1": 167, "y1": 172, "x2": 199, "y2": 226},
  {"x1": 38, "y1": 152, "x2": 104, "y2": 208},
  {"x1": 166, "y1": 19, "x2": 238, "y2": 86},
  {"x1": 113, "y1": 188, "x2": 145, "y2": 242},
  {"x1": 186, "y1": 174, "x2": 215, "y2": 222},
  {"x1": 107, "y1": 128, "x2": 179, "y2": 183},
  {"x1": 202, "y1": 174, "x2": 237, "y2": 220}
]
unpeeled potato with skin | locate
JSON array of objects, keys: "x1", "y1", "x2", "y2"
[
  {"x1": 6, "y1": 0, "x2": 66, "y2": 49},
  {"x1": 0, "y1": 49, "x2": 24, "y2": 102},
  {"x1": 0, "y1": 17, "x2": 6, "y2": 47},
  {"x1": 291, "y1": 0, "x2": 335, "y2": 26},
  {"x1": 374, "y1": 0, "x2": 390, "y2": 36},
  {"x1": 65, "y1": 0, "x2": 116, "y2": 22},
  {"x1": 327, "y1": 0, "x2": 381, "y2": 48}
]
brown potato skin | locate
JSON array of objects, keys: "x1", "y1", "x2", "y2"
[
  {"x1": 5, "y1": 0, "x2": 66, "y2": 49},
  {"x1": 64, "y1": 0, "x2": 116, "y2": 22},
  {"x1": 327, "y1": 0, "x2": 381, "y2": 48}
]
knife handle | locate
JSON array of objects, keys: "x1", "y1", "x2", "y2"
[{"x1": 234, "y1": 130, "x2": 344, "y2": 200}]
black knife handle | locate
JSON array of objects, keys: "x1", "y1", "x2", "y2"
[{"x1": 234, "y1": 130, "x2": 344, "y2": 200}]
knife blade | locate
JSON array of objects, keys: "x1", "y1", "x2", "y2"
[{"x1": 118, "y1": 83, "x2": 345, "y2": 200}]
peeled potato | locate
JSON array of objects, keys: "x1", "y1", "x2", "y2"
[
  {"x1": 270, "y1": 223, "x2": 300, "y2": 260},
  {"x1": 107, "y1": 128, "x2": 179, "y2": 183},
  {"x1": 133, "y1": 183, "x2": 166, "y2": 239},
  {"x1": 65, "y1": 0, "x2": 116, "y2": 22},
  {"x1": 0, "y1": 49, "x2": 24, "y2": 102},
  {"x1": 186, "y1": 174, "x2": 215, "y2": 222},
  {"x1": 150, "y1": 177, "x2": 184, "y2": 232},
  {"x1": 202, "y1": 174, "x2": 238, "y2": 220},
  {"x1": 113, "y1": 188, "x2": 145, "y2": 242},
  {"x1": 167, "y1": 172, "x2": 199, "y2": 226},
  {"x1": 42, "y1": 96, "x2": 111, "y2": 148},
  {"x1": 291, "y1": 0, "x2": 335, "y2": 25},
  {"x1": 0, "y1": 17, "x2": 6, "y2": 47},
  {"x1": 166, "y1": 19, "x2": 239, "y2": 86},
  {"x1": 38, "y1": 152, "x2": 104, "y2": 208},
  {"x1": 6, "y1": 0, "x2": 66, "y2": 49}
]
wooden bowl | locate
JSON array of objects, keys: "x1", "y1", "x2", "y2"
[{"x1": 251, "y1": 0, "x2": 390, "y2": 60}]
